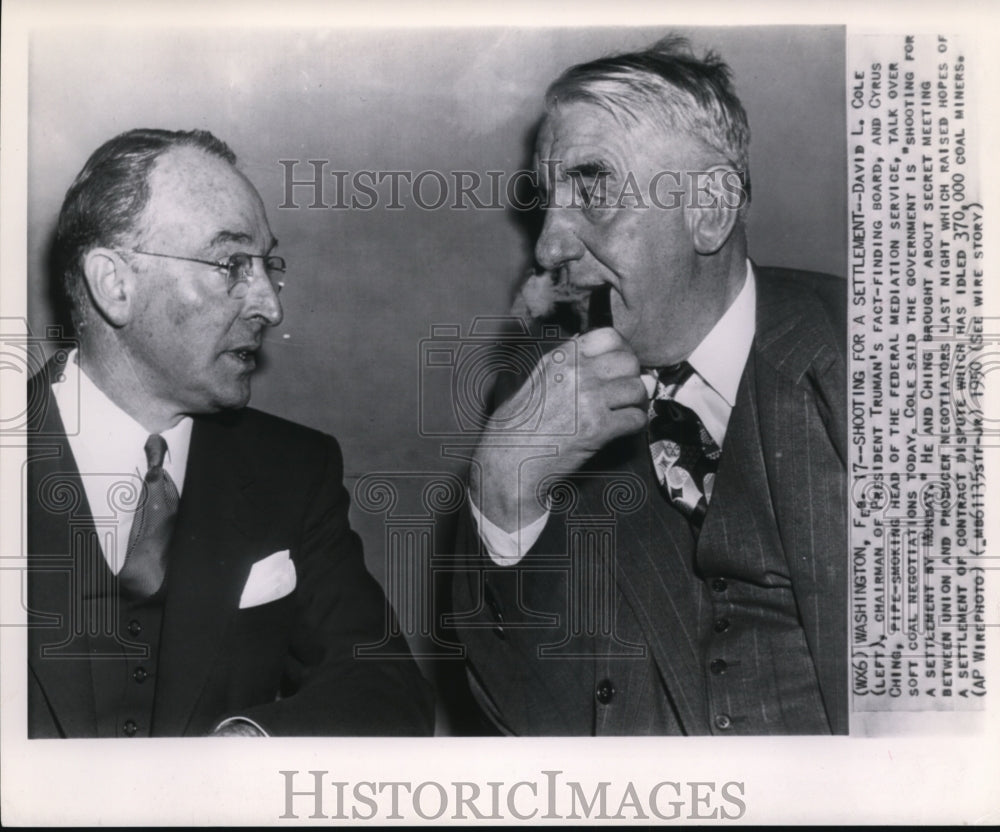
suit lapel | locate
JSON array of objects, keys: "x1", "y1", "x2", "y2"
[
  {"x1": 26, "y1": 366, "x2": 99, "y2": 737},
  {"x1": 153, "y1": 414, "x2": 265, "y2": 735},
  {"x1": 27, "y1": 362, "x2": 276, "y2": 737},
  {"x1": 591, "y1": 269, "x2": 848, "y2": 733},
  {"x1": 585, "y1": 434, "x2": 708, "y2": 732},
  {"x1": 753, "y1": 272, "x2": 849, "y2": 732}
]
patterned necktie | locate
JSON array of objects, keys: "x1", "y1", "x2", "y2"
[
  {"x1": 647, "y1": 362, "x2": 722, "y2": 531},
  {"x1": 119, "y1": 434, "x2": 179, "y2": 600}
]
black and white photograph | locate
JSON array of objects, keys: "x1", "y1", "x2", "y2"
[{"x1": 1, "y1": 0, "x2": 997, "y2": 825}]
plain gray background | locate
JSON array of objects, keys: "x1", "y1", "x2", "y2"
[{"x1": 29, "y1": 25, "x2": 846, "y2": 731}]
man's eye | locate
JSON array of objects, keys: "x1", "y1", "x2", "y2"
[{"x1": 570, "y1": 172, "x2": 612, "y2": 209}]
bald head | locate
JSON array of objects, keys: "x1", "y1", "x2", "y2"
[{"x1": 53, "y1": 128, "x2": 237, "y2": 332}]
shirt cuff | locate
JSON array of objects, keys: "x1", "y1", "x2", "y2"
[
  {"x1": 211, "y1": 716, "x2": 270, "y2": 737},
  {"x1": 468, "y1": 489, "x2": 550, "y2": 566}
]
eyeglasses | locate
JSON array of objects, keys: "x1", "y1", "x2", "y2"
[{"x1": 122, "y1": 249, "x2": 286, "y2": 298}]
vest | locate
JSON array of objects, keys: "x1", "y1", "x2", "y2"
[
  {"x1": 593, "y1": 354, "x2": 830, "y2": 735},
  {"x1": 77, "y1": 530, "x2": 166, "y2": 738}
]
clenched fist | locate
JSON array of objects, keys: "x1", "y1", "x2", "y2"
[{"x1": 471, "y1": 327, "x2": 647, "y2": 534}]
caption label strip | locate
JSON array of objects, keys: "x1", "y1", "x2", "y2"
[{"x1": 848, "y1": 33, "x2": 987, "y2": 708}]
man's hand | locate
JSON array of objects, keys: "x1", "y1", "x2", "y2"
[
  {"x1": 471, "y1": 327, "x2": 647, "y2": 534},
  {"x1": 209, "y1": 718, "x2": 267, "y2": 737}
]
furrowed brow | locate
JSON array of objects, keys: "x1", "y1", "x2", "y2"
[
  {"x1": 206, "y1": 230, "x2": 278, "y2": 255},
  {"x1": 207, "y1": 230, "x2": 254, "y2": 249}
]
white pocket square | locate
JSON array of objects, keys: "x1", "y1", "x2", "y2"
[{"x1": 239, "y1": 550, "x2": 296, "y2": 609}]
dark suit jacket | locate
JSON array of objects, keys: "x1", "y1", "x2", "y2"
[
  {"x1": 27, "y1": 367, "x2": 434, "y2": 737},
  {"x1": 452, "y1": 266, "x2": 847, "y2": 735}
]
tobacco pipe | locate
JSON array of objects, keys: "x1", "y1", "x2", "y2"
[{"x1": 586, "y1": 284, "x2": 613, "y2": 331}]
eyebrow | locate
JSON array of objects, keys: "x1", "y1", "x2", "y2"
[
  {"x1": 208, "y1": 230, "x2": 279, "y2": 253},
  {"x1": 565, "y1": 160, "x2": 613, "y2": 179},
  {"x1": 535, "y1": 158, "x2": 614, "y2": 194}
]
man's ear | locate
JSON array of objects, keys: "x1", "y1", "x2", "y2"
[
  {"x1": 684, "y1": 166, "x2": 742, "y2": 255},
  {"x1": 81, "y1": 248, "x2": 135, "y2": 327}
]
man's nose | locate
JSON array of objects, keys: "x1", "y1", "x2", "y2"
[
  {"x1": 243, "y1": 267, "x2": 284, "y2": 327},
  {"x1": 534, "y1": 206, "x2": 584, "y2": 272}
]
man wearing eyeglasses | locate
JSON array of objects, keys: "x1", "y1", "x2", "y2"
[{"x1": 26, "y1": 128, "x2": 434, "y2": 738}]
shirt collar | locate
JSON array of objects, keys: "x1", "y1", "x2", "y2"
[
  {"x1": 51, "y1": 348, "x2": 193, "y2": 494},
  {"x1": 685, "y1": 259, "x2": 756, "y2": 408}
]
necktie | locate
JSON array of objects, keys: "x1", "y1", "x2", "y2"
[
  {"x1": 119, "y1": 434, "x2": 179, "y2": 601},
  {"x1": 647, "y1": 362, "x2": 722, "y2": 531}
]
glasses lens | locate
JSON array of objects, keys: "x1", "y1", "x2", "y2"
[
  {"x1": 225, "y1": 253, "x2": 253, "y2": 297},
  {"x1": 264, "y1": 256, "x2": 286, "y2": 294},
  {"x1": 224, "y1": 253, "x2": 285, "y2": 297}
]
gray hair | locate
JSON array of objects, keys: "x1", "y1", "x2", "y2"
[{"x1": 545, "y1": 35, "x2": 751, "y2": 200}]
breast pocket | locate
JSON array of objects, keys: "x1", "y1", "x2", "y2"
[
  {"x1": 228, "y1": 592, "x2": 298, "y2": 644},
  {"x1": 221, "y1": 592, "x2": 299, "y2": 705}
]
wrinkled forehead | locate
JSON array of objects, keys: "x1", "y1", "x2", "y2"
[
  {"x1": 534, "y1": 100, "x2": 699, "y2": 176},
  {"x1": 534, "y1": 101, "x2": 632, "y2": 161},
  {"x1": 138, "y1": 146, "x2": 272, "y2": 250}
]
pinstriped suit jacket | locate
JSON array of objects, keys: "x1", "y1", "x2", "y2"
[{"x1": 452, "y1": 266, "x2": 848, "y2": 735}]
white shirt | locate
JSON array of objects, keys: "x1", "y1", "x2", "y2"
[
  {"x1": 49, "y1": 350, "x2": 268, "y2": 736},
  {"x1": 474, "y1": 260, "x2": 757, "y2": 565},
  {"x1": 51, "y1": 349, "x2": 193, "y2": 574}
]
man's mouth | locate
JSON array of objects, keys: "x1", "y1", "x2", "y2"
[{"x1": 228, "y1": 346, "x2": 259, "y2": 365}]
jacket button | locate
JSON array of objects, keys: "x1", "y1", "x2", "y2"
[
  {"x1": 714, "y1": 713, "x2": 732, "y2": 731},
  {"x1": 122, "y1": 719, "x2": 138, "y2": 737},
  {"x1": 711, "y1": 577, "x2": 728, "y2": 592},
  {"x1": 132, "y1": 666, "x2": 149, "y2": 683},
  {"x1": 127, "y1": 619, "x2": 142, "y2": 637},
  {"x1": 595, "y1": 679, "x2": 616, "y2": 705},
  {"x1": 710, "y1": 659, "x2": 728, "y2": 675},
  {"x1": 713, "y1": 617, "x2": 730, "y2": 633}
]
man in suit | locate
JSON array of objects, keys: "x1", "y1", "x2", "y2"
[
  {"x1": 27, "y1": 128, "x2": 434, "y2": 737},
  {"x1": 452, "y1": 37, "x2": 847, "y2": 735}
]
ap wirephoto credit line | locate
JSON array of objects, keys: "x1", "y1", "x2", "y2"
[{"x1": 847, "y1": 32, "x2": 990, "y2": 722}]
